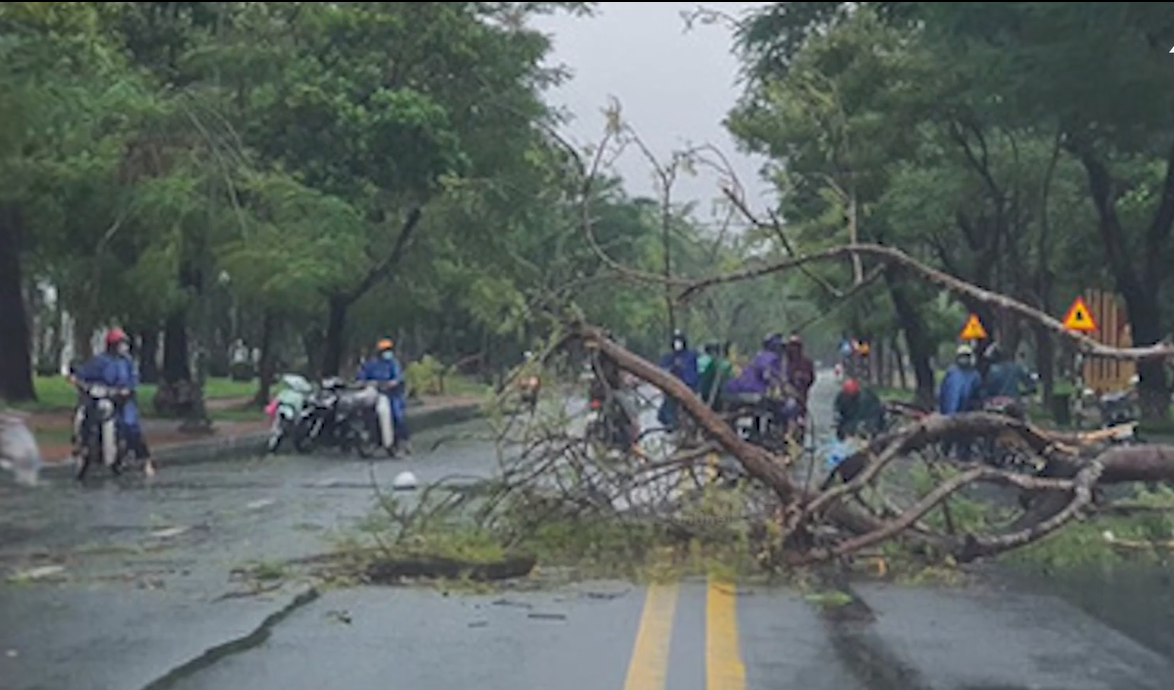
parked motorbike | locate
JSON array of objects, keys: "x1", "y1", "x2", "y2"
[
  {"x1": 1097, "y1": 389, "x2": 1140, "y2": 444},
  {"x1": 294, "y1": 378, "x2": 378, "y2": 456},
  {"x1": 266, "y1": 374, "x2": 313, "y2": 454},
  {"x1": 73, "y1": 381, "x2": 130, "y2": 479}
]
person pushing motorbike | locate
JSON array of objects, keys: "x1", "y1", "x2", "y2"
[
  {"x1": 723, "y1": 333, "x2": 788, "y2": 440},
  {"x1": 357, "y1": 338, "x2": 411, "y2": 454},
  {"x1": 71, "y1": 328, "x2": 156, "y2": 477}
]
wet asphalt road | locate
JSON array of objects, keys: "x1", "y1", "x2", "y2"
[{"x1": 2, "y1": 373, "x2": 1174, "y2": 689}]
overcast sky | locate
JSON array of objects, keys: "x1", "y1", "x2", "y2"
[{"x1": 530, "y1": 2, "x2": 774, "y2": 221}]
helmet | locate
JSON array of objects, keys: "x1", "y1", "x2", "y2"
[
  {"x1": 392, "y1": 470, "x2": 418, "y2": 491},
  {"x1": 841, "y1": 378, "x2": 860, "y2": 396},
  {"x1": 376, "y1": 338, "x2": 394, "y2": 351},
  {"x1": 956, "y1": 344, "x2": 974, "y2": 357},
  {"x1": 105, "y1": 328, "x2": 128, "y2": 348},
  {"x1": 764, "y1": 332, "x2": 784, "y2": 350}
]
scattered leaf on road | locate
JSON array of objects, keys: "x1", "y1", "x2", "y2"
[
  {"x1": 149, "y1": 527, "x2": 189, "y2": 539},
  {"x1": 8, "y1": 565, "x2": 65, "y2": 583}
]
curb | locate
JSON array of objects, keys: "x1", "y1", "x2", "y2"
[{"x1": 42, "y1": 402, "x2": 482, "y2": 478}]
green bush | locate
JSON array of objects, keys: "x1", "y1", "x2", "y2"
[
  {"x1": 229, "y1": 361, "x2": 255, "y2": 382},
  {"x1": 405, "y1": 355, "x2": 444, "y2": 398}
]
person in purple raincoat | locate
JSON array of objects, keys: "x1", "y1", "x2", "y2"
[
  {"x1": 725, "y1": 333, "x2": 787, "y2": 398},
  {"x1": 724, "y1": 333, "x2": 787, "y2": 437}
]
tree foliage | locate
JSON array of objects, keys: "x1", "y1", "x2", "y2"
[{"x1": 730, "y1": 1, "x2": 1174, "y2": 416}]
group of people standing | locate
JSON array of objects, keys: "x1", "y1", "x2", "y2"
[
  {"x1": 833, "y1": 341, "x2": 1035, "y2": 452},
  {"x1": 937, "y1": 341, "x2": 1035, "y2": 458},
  {"x1": 655, "y1": 330, "x2": 816, "y2": 432}
]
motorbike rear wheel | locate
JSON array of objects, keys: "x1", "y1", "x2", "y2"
[{"x1": 352, "y1": 418, "x2": 381, "y2": 459}]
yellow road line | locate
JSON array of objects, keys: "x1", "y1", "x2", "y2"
[
  {"x1": 706, "y1": 577, "x2": 746, "y2": 690},
  {"x1": 623, "y1": 581, "x2": 679, "y2": 690}
]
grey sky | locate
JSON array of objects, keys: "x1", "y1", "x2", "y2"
[{"x1": 531, "y1": 2, "x2": 774, "y2": 221}]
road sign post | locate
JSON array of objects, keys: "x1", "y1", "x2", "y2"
[
  {"x1": 959, "y1": 314, "x2": 988, "y2": 341},
  {"x1": 1062, "y1": 296, "x2": 1097, "y2": 332}
]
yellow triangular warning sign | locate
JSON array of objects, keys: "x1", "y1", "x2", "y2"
[
  {"x1": 959, "y1": 314, "x2": 987, "y2": 340},
  {"x1": 1062, "y1": 296, "x2": 1097, "y2": 332}
]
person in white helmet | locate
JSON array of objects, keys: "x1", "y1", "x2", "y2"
[{"x1": 938, "y1": 343, "x2": 982, "y2": 460}]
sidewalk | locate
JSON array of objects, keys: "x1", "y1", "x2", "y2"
[{"x1": 31, "y1": 394, "x2": 484, "y2": 469}]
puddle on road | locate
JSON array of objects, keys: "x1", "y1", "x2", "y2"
[{"x1": 1007, "y1": 562, "x2": 1174, "y2": 660}]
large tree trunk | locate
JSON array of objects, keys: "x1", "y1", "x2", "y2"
[
  {"x1": 885, "y1": 273, "x2": 936, "y2": 407},
  {"x1": 1073, "y1": 143, "x2": 1173, "y2": 421},
  {"x1": 321, "y1": 295, "x2": 348, "y2": 377},
  {"x1": 0, "y1": 204, "x2": 36, "y2": 402},
  {"x1": 138, "y1": 327, "x2": 160, "y2": 384},
  {"x1": 891, "y1": 334, "x2": 907, "y2": 389},
  {"x1": 302, "y1": 328, "x2": 323, "y2": 378},
  {"x1": 162, "y1": 310, "x2": 191, "y2": 383},
  {"x1": 253, "y1": 310, "x2": 277, "y2": 406},
  {"x1": 1033, "y1": 323, "x2": 1056, "y2": 406}
]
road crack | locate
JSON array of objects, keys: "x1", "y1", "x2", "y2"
[{"x1": 138, "y1": 585, "x2": 320, "y2": 690}]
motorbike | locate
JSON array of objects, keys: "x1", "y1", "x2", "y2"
[
  {"x1": 585, "y1": 395, "x2": 639, "y2": 451},
  {"x1": 1097, "y1": 389, "x2": 1140, "y2": 444},
  {"x1": 293, "y1": 378, "x2": 379, "y2": 456},
  {"x1": 727, "y1": 393, "x2": 806, "y2": 452},
  {"x1": 979, "y1": 396, "x2": 1038, "y2": 470},
  {"x1": 266, "y1": 374, "x2": 313, "y2": 453},
  {"x1": 73, "y1": 381, "x2": 131, "y2": 479},
  {"x1": 357, "y1": 380, "x2": 402, "y2": 458}
]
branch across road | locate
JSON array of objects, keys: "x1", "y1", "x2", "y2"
[{"x1": 3, "y1": 392, "x2": 1174, "y2": 689}]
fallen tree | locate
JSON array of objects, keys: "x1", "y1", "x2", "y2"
[
  {"x1": 346, "y1": 321, "x2": 1174, "y2": 580},
  {"x1": 338, "y1": 120, "x2": 1174, "y2": 579}
]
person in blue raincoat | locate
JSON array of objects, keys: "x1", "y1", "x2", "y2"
[
  {"x1": 657, "y1": 330, "x2": 700, "y2": 430},
  {"x1": 938, "y1": 343, "x2": 983, "y2": 460},
  {"x1": 72, "y1": 328, "x2": 156, "y2": 476},
  {"x1": 357, "y1": 338, "x2": 411, "y2": 454}
]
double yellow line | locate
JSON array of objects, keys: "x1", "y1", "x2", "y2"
[{"x1": 622, "y1": 577, "x2": 745, "y2": 690}]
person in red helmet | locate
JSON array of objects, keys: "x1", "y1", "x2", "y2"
[
  {"x1": 833, "y1": 377, "x2": 886, "y2": 439},
  {"x1": 71, "y1": 327, "x2": 155, "y2": 476}
]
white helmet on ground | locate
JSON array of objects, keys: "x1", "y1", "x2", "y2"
[{"x1": 392, "y1": 470, "x2": 418, "y2": 491}]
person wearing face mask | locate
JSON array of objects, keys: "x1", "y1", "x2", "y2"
[
  {"x1": 937, "y1": 343, "x2": 983, "y2": 460},
  {"x1": 657, "y1": 330, "x2": 700, "y2": 430},
  {"x1": 71, "y1": 328, "x2": 156, "y2": 476},
  {"x1": 357, "y1": 338, "x2": 411, "y2": 454}
]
